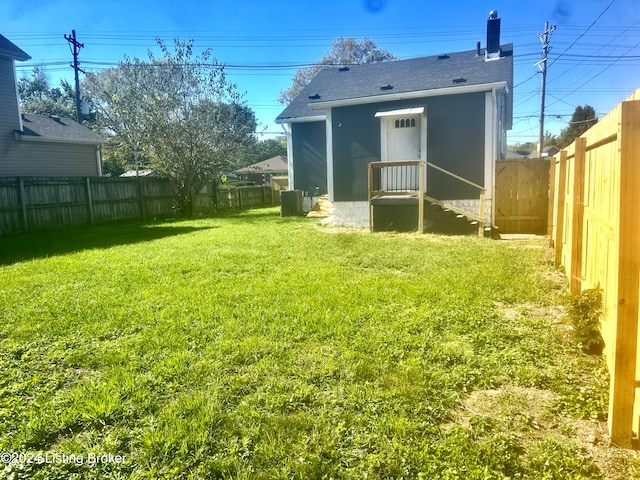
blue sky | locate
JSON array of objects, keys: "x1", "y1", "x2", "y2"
[{"x1": 4, "y1": 0, "x2": 639, "y2": 145}]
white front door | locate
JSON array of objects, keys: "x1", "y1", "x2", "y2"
[{"x1": 379, "y1": 110, "x2": 427, "y2": 192}]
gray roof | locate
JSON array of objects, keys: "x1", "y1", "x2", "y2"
[
  {"x1": 19, "y1": 114, "x2": 103, "y2": 145},
  {"x1": 0, "y1": 34, "x2": 30, "y2": 61},
  {"x1": 276, "y1": 44, "x2": 513, "y2": 123},
  {"x1": 235, "y1": 155, "x2": 288, "y2": 174}
]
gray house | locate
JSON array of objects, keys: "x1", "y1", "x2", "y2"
[
  {"x1": 0, "y1": 34, "x2": 103, "y2": 177},
  {"x1": 235, "y1": 155, "x2": 288, "y2": 185},
  {"x1": 276, "y1": 13, "x2": 513, "y2": 232}
]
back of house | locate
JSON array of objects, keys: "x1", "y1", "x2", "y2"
[{"x1": 276, "y1": 12, "x2": 513, "y2": 230}]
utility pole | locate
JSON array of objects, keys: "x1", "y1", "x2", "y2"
[
  {"x1": 64, "y1": 30, "x2": 86, "y2": 123},
  {"x1": 536, "y1": 22, "x2": 556, "y2": 158}
]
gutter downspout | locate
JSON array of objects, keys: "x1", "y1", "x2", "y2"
[{"x1": 96, "y1": 145, "x2": 103, "y2": 177}]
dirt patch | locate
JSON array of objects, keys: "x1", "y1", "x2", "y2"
[{"x1": 451, "y1": 386, "x2": 640, "y2": 479}]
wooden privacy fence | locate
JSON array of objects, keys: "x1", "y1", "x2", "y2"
[
  {"x1": 495, "y1": 158, "x2": 549, "y2": 234},
  {"x1": 548, "y1": 88, "x2": 640, "y2": 448},
  {"x1": 0, "y1": 177, "x2": 277, "y2": 235}
]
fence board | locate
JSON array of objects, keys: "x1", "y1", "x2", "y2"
[
  {"x1": 495, "y1": 158, "x2": 549, "y2": 233},
  {"x1": 549, "y1": 87, "x2": 640, "y2": 448},
  {"x1": 0, "y1": 177, "x2": 277, "y2": 235}
]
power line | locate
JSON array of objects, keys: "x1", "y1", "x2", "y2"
[{"x1": 548, "y1": 0, "x2": 617, "y2": 68}]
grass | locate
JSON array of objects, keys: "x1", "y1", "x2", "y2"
[{"x1": 0, "y1": 208, "x2": 637, "y2": 479}]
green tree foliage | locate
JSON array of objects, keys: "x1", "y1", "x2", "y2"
[
  {"x1": 558, "y1": 105, "x2": 598, "y2": 148},
  {"x1": 508, "y1": 131, "x2": 559, "y2": 156},
  {"x1": 278, "y1": 37, "x2": 396, "y2": 105},
  {"x1": 18, "y1": 66, "x2": 76, "y2": 119},
  {"x1": 240, "y1": 137, "x2": 287, "y2": 166},
  {"x1": 84, "y1": 39, "x2": 257, "y2": 215}
]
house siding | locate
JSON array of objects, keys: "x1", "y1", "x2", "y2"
[
  {"x1": 291, "y1": 121, "x2": 327, "y2": 195},
  {"x1": 0, "y1": 141, "x2": 99, "y2": 177},
  {"x1": 331, "y1": 92, "x2": 486, "y2": 202},
  {"x1": 0, "y1": 57, "x2": 21, "y2": 159}
]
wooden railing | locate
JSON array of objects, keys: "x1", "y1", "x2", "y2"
[{"x1": 367, "y1": 160, "x2": 486, "y2": 236}]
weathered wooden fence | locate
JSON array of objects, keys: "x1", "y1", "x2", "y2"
[
  {"x1": 0, "y1": 177, "x2": 277, "y2": 235},
  {"x1": 548, "y1": 88, "x2": 640, "y2": 448},
  {"x1": 495, "y1": 158, "x2": 549, "y2": 234}
]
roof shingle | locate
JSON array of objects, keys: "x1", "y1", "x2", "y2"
[
  {"x1": 19, "y1": 114, "x2": 103, "y2": 145},
  {"x1": 276, "y1": 44, "x2": 513, "y2": 123}
]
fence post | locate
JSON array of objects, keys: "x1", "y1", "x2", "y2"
[
  {"x1": 238, "y1": 187, "x2": 243, "y2": 210},
  {"x1": 85, "y1": 177, "x2": 94, "y2": 225},
  {"x1": 547, "y1": 156, "x2": 557, "y2": 245},
  {"x1": 554, "y1": 150, "x2": 568, "y2": 268},
  {"x1": 478, "y1": 189, "x2": 485, "y2": 237},
  {"x1": 609, "y1": 99, "x2": 640, "y2": 448},
  {"x1": 18, "y1": 177, "x2": 28, "y2": 233},
  {"x1": 137, "y1": 176, "x2": 146, "y2": 221},
  {"x1": 570, "y1": 137, "x2": 587, "y2": 295}
]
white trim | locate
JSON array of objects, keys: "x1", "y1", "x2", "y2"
[
  {"x1": 421, "y1": 110, "x2": 427, "y2": 164},
  {"x1": 16, "y1": 134, "x2": 102, "y2": 146},
  {"x1": 96, "y1": 146, "x2": 103, "y2": 177},
  {"x1": 12, "y1": 59, "x2": 24, "y2": 132},
  {"x1": 375, "y1": 107, "x2": 424, "y2": 117},
  {"x1": 276, "y1": 115, "x2": 326, "y2": 124},
  {"x1": 283, "y1": 123, "x2": 294, "y2": 190},
  {"x1": 326, "y1": 108, "x2": 334, "y2": 201},
  {"x1": 484, "y1": 90, "x2": 497, "y2": 224},
  {"x1": 310, "y1": 82, "x2": 508, "y2": 110}
]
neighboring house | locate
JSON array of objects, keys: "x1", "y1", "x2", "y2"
[
  {"x1": 506, "y1": 145, "x2": 559, "y2": 160},
  {"x1": 235, "y1": 155, "x2": 288, "y2": 186},
  {"x1": 0, "y1": 34, "x2": 103, "y2": 177},
  {"x1": 276, "y1": 13, "x2": 513, "y2": 231}
]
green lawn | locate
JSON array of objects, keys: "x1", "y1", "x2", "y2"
[{"x1": 0, "y1": 208, "x2": 635, "y2": 479}]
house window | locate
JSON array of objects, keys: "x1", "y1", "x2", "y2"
[{"x1": 394, "y1": 117, "x2": 417, "y2": 129}]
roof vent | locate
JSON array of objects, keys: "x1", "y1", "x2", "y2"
[
  {"x1": 452, "y1": 77, "x2": 467, "y2": 84},
  {"x1": 437, "y1": 54, "x2": 450, "y2": 60},
  {"x1": 338, "y1": 66, "x2": 350, "y2": 72},
  {"x1": 380, "y1": 84, "x2": 393, "y2": 91},
  {"x1": 308, "y1": 93, "x2": 321, "y2": 100}
]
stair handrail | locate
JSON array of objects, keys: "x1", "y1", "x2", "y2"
[
  {"x1": 368, "y1": 159, "x2": 487, "y2": 236},
  {"x1": 425, "y1": 161, "x2": 485, "y2": 192}
]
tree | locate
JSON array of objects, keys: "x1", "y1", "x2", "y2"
[
  {"x1": 18, "y1": 66, "x2": 76, "y2": 118},
  {"x1": 558, "y1": 105, "x2": 598, "y2": 148},
  {"x1": 84, "y1": 38, "x2": 257, "y2": 214},
  {"x1": 278, "y1": 37, "x2": 396, "y2": 105},
  {"x1": 240, "y1": 137, "x2": 287, "y2": 166}
]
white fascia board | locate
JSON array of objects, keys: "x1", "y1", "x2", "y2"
[
  {"x1": 275, "y1": 115, "x2": 326, "y2": 124},
  {"x1": 16, "y1": 134, "x2": 102, "y2": 146},
  {"x1": 375, "y1": 107, "x2": 424, "y2": 117},
  {"x1": 309, "y1": 82, "x2": 508, "y2": 110}
]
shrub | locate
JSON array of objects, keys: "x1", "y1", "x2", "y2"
[{"x1": 568, "y1": 287, "x2": 604, "y2": 355}]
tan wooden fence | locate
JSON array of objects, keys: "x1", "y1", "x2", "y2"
[
  {"x1": 495, "y1": 158, "x2": 550, "y2": 234},
  {"x1": 548, "y1": 88, "x2": 640, "y2": 448},
  {"x1": 0, "y1": 177, "x2": 277, "y2": 235}
]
